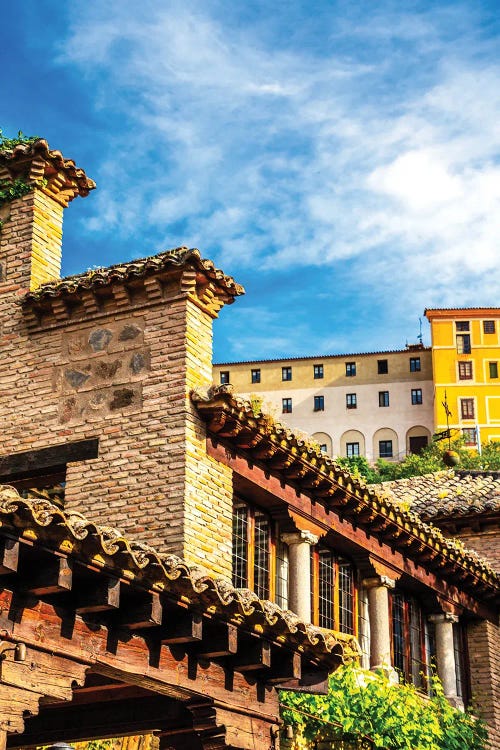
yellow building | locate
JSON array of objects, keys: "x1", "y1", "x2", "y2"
[{"x1": 425, "y1": 308, "x2": 500, "y2": 446}]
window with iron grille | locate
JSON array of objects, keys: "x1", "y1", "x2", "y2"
[
  {"x1": 409, "y1": 357, "x2": 421, "y2": 372},
  {"x1": 391, "y1": 592, "x2": 431, "y2": 691},
  {"x1": 313, "y1": 549, "x2": 356, "y2": 635},
  {"x1": 456, "y1": 334, "x2": 471, "y2": 354},
  {"x1": 461, "y1": 398, "x2": 475, "y2": 419},
  {"x1": 453, "y1": 622, "x2": 470, "y2": 703},
  {"x1": 411, "y1": 388, "x2": 423, "y2": 405},
  {"x1": 345, "y1": 362, "x2": 356, "y2": 377},
  {"x1": 379, "y1": 391, "x2": 389, "y2": 407},
  {"x1": 232, "y1": 499, "x2": 287, "y2": 606},
  {"x1": 379, "y1": 440, "x2": 393, "y2": 458},
  {"x1": 483, "y1": 320, "x2": 495, "y2": 334},
  {"x1": 456, "y1": 321, "x2": 470, "y2": 331},
  {"x1": 462, "y1": 427, "x2": 477, "y2": 445},
  {"x1": 377, "y1": 359, "x2": 388, "y2": 374},
  {"x1": 220, "y1": 371, "x2": 230, "y2": 384},
  {"x1": 251, "y1": 368, "x2": 261, "y2": 383},
  {"x1": 458, "y1": 361, "x2": 473, "y2": 380},
  {"x1": 314, "y1": 364, "x2": 324, "y2": 379},
  {"x1": 282, "y1": 366, "x2": 292, "y2": 381},
  {"x1": 346, "y1": 393, "x2": 357, "y2": 409},
  {"x1": 346, "y1": 442, "x2": 359, "y2": 457},
  {"x1": 282, "y1": 397, "x2": 292, "y2": 413},
  {"x1": 314, "y1": 395, "x2": 325, "y2": 411},
  {"x1": 489, "y1": 361, "x2": 498, "y2": 379}
]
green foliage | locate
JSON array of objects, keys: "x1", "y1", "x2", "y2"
[
  {"x1": 0, "y1": 128, "x2": 39, "y2": 150},
  {"x1": 280, "y1": 665, "x2": 488, "y2": 750},
  {"x1": 337, "y1": 440, "x2": 500, "y2": 484},
  {"x1": 0, "y1": 177, "x2": 36, "y2": 205}
]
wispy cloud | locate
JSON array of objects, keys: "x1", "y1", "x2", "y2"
[{"x1": 54, "y1": 0, "x2": 500, "y2": 356}]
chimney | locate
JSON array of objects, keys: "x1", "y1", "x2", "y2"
[{"x1": 0, "y1": 139, "x2": 95, "y2": 291}]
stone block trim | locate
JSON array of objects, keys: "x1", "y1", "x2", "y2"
[{"x1": 467, "y1": 619, "x2": 500, "y2": 749}]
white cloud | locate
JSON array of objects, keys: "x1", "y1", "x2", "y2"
[{"x1": 58, "y1": 1, "x2": 500, "y2": 321}]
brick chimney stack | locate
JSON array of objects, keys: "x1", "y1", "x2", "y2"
[{"x1": 0, "y1": 140, "x2": 95, "y2": 291}]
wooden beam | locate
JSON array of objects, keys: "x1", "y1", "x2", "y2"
[
  {"x1": 265, "y1": 649, "x2": 301, "y2": 684},
  {"x1": 161, "y1": 611, "x2": 203, "y2": 644},
  {"x1": 75, "y1": 576, "x2": 120, "y2": 614},
  {"x1": 196, "y1": 623, "x2": 237, "y2": 659},
  {"x1": 25, "y1": 557, "x2": 73, "y2": 596},
  {"x1": 0, "y1": 537, "x2": 19, "y2": 576},
  {"x1": 0, "y1": 647, "x2": 87, "y2": 701},
  {"x1": 232, "y1": 638, "x2": 271, "y2": 672},
  {"x1": 0, "y1": 438, "x2": 99, "y2": 481},
  {"x1": 114, "y1": 593, "x2": 162, "y2": 630}
]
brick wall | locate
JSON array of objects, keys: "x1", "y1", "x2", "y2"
[
  {"x1": 467, "y1": 618, "x2": 500, "y2": 749},
  {"x1": 454, "y1": 527, "x2": 500, "y2": 570},
  {"x1": 0, "y1": 187, "x2": 234, "y2": 578}
]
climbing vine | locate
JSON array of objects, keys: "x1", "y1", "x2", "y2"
[
  {"x1": 0, "y1": 128, "x2": 44, "y2": 212},
  {"x1": 280, "y1": 665, "x2": 488, "y2": 750}
]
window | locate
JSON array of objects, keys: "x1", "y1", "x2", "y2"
[
  {"x1": 483, "y1": 320, "x2": 495, "y2": 334},
  {"x1": 409, "y1": 357, "x2": 421, "y2": 372},
  {"x1": 312, "y1": 549, "x2": 356, "y2": 634},
  {"x1": 346, "y1": 442, "x2": 360, "y2": 457},
  {"x1": 458, "y1": 361, "x2": 473, "y2": 380},
  {"x1": 377, "y1": 359, "x2": 388, "y2": 374},
  {"x1": 379, "y1": 440, "x2": 393, "y2": 458},
  {"x1": 251, "y1": 368, "x2": 261, "y2": 384},
  {"x1": 453, "y1": 623, "x2": 470, "y2": 704},
  {"x1": 456, "y1": 321, "x2": 470, "y2": 331},
  {"x1": 379, "y1": 391, "x2": 389, "y2": 407},
  {"x1": 314, "y1": 395, "x2": 325, "y2": 411},
  {"x1": 489, "y1": 362, "x2": 498, "y2": 379},
  {"x1": 345, "y1": 362, "x2": 356, "y2": 377},
  {"x1": 411, "y1": 388, "x2": 423, "y2": 405},
  {"x1": 391, "y1": 592, "x2": 431, "y2": 691},
  {"x1": 314, "y1": 364, "x2": 324, "y2": 379},
  {"x1": 462, "y1": 427, "x2": 477, "y2": 445},
  {"x1": 346, "y1": 393, "x2": 357, "y2": 409},
  {"x1": 456, "y1": 334, "x2": 471, "y2": 354},
  {"x1": 220, "y1": 371, "x2": 230, "y2": 384},
  {"x1": 282, "y1": 366, "x2": 292, "y2": 381},
  {"x1": 282, "y1": 397, "x2": 292, "y2": 413},
  {"x1": 232, "y1": 500, "x2": 287, "y2": 606},
  {"x1": 461, "y1": 398, "x2": 475, "y2": 419},
  {"x1": 320, "y1": 444, "x2": 328, "y2": 453}
]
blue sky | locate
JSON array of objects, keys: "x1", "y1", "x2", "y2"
[{"x1": 2, "y1": 1, "x2": 500, "y2": 362}]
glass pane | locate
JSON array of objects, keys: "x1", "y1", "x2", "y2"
[
  {"x1": 275, "y1": 538, "x2": 289, "y2": 610},
  {"x1": 338, "y1": 562, "x2": 355, "y2": 635},
  {"x1": 318, "y1": 551, "x2": 335, "y2": 629},
  {"x1": 254, "y1": 510, "x2": 270, "y2": 599},
  {"x1": 392, "y1": 594, "x2": 405, "y2": 677},
  {"x1": 409, "y1": 599, "x2": 425, "y2": 689},
  {"x1": 232, "y1": 504, "x2": 248, "y2": 588}
]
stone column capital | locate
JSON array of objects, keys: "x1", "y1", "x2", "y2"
[
  {"x1": 429, "y1": 613, "x2": 459, "y2": 625},
  {"x1": 362, "y1": 575, "x2": 396, "y2": 591},
  {"x1": 281, "y1": 530, "x2": 319, "y2": 546}
]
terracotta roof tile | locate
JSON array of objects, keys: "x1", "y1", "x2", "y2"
[
  {"x1": 214, "y1": 346, "x2": 430, "y2": 367},
  {"x1": 0, "y1": 138, "x2": 95, "y2": 198},
  {"x1": 192, "y1": 386, "x2": 500, "y2": 597},
  {"x1": 0, "y1": 486, "x2": 357, "y2": 666},
  {"x1": 373, "y1": 470, "x2": 500, "y2": 519},
  {"x1": 23, "y1": 246, "x2": 244, "y2": 303}
]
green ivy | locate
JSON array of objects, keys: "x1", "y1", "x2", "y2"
[
  {"x1": 280, "y1": 665, "x2": 488, "y2": 750},
  {"x1": 0, "y1": 128, "x2": 39, "y2": 151}
]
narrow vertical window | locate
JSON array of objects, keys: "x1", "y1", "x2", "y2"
[
  {"x1": 282, "y1": 397, "x2": 292, "y2": 413},
  {"x1": 314, "y1": 395, "x2": 325, "y2": 411},
  {"x1": 282, "y1": 366, "x2": 292, "y2": 381},
  {"x1": 314, "y1": 364, "x2": 324, "y2": 379},
  {"x1": 251, "y1": 368, "x2": 261, "y2": 383},
  {"x1": 220, "y1": 371, "x2": 230, "y2": 384}
]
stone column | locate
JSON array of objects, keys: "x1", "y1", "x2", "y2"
[
  {"x1": 363, "y1": 576, "x2": 396, "y2": 674},
  {"x1": 281, "y1": 531, "x2": 318, "y2": 623},
  {"x1": 429, "y1": 613, "x2": 463, "y2": 708}
]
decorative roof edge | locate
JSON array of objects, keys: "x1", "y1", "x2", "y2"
[
  {"x1": 192, "y1": 386, "x2": 500, "y2": 594},
  {"x1": 0, "y1": 138, "x2": 95, "y2": 198},
  {"x1": 214, "y1": 346, "x2": 430, "y2": 367},
  {"x1": 22, "y1": 246, "x2": 245, "y2": 304},
  {"x1": 0, "y1": 486, "x2": 357, "y2": 664}
]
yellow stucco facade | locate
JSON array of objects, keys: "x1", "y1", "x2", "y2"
[{"x1": 425, "y1": 308, "x2": 500, "y2": 446}]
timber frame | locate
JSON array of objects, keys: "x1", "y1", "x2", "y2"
[{"x1": 0, "y1": 488, "x2": 356, "y2": 750}]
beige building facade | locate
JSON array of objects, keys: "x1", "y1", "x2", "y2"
[{"x1": 213, "y1": 346, "x2": 434, "y2": 462}]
